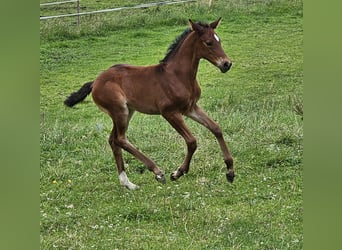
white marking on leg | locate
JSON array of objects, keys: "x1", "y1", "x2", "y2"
[
  {"x1": 172, "y1": 170, "x2": 179, "y2": 179},
  {"x1": 119, "y1": 171, "x2": 138, "y2": 190}
]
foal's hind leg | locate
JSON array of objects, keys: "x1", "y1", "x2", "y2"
[
  {"x1": 110, "y1": 108, "x2": 166, "y2": 185},
  {"x1": 109, "y1": 127, "x2": 138, "y2": 190}
]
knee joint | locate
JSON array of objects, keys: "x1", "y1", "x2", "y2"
[
  {"x1": 211, "y1": 124, "x2": 223, "y2": 138},
  {"x1": 187, "y1": 137, "x2": 197, "y2": 152},
  {"x1": 113, "y1": 137, "x2": 126, "y2": 148},
  {"x1": 108, "y1": 136, "x2": 115, "y2": 146}
]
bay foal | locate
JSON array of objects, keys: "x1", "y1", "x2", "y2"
[{"x1": 64, "y1": 18, "x2": 235, "y2": 190}]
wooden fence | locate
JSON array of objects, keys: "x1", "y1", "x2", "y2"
[{"x1": 40, "y1": 0, "x2": 197, "y2": 25}]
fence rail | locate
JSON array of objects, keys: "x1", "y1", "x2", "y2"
[
  {"x1": 40, "y1": 0, "x2": 197, "y2": 21},
  {"x1": 40, "y1": 0, "x2": 78, "y2": 6}
]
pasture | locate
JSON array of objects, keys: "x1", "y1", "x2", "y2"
[{"x1": 40, "y1": 0, "x2": 303, "y2": 249}]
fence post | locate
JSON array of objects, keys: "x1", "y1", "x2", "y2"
[{"x1": 76, "y1": 0, "x2": 80, "y2": 26}]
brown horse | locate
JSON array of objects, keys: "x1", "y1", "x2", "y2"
[{"x1": 64, "y1": 18, "x2": 235, "y2": 190}]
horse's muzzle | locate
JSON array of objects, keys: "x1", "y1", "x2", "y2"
[{"x1": 219, "y1": 61, "x2": 232, "y2": 73}]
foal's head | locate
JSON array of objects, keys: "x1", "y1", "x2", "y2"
[{"x1": 190, "y1": 18, "x2": 232, "y2": 73}]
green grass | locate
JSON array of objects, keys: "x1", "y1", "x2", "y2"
[{"x1": 40, "y1": 0, "x2": 303, "y2": 249}]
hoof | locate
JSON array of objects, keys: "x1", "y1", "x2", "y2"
[
  {"x1": 155, "y1": 173, "x2": 166, "y2": 184},
  {"x1": 124, "y1": 183, "x2": 139, "y2": 190},
  {"x1": 226, "y1": 170, "x2": 235, "y2": 183}
]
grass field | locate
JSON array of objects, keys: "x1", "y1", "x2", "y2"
[{"x1": 40, "y1": 0, "x2": 303, "y2": 249}]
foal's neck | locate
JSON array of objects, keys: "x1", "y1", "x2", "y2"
[{"x1": 167, "y1": 32, "x2": 200, "y2": 80}]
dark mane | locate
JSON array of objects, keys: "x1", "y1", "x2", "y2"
[
  {"x1": 159, "y1": 28, "x2": 192, "y2": 64},
  {"x1": 159, "y1": 22, "x2": 210, "y2": 64}
]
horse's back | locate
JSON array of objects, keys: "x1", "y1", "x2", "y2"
[{"x1": 92, "y1": 64, "x2": 165, "y2": 114}]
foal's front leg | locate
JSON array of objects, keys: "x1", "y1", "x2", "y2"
[
  {"x1": 186, "y1": 105, "x2": 235, "y2": 183},
  {"x1": 162, "y1": 112, "x2": 197, "y2": 180}
]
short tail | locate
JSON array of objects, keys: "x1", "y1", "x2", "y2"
[{"x1": 64, "y1": 81, "x2": 93, "y2": 107}]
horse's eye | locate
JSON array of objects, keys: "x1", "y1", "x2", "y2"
[{"x1": 204, "y1": 41, "x2": 213, "y2": 47}]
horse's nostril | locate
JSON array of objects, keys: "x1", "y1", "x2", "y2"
[
  {"x1": 219, "y1": 61, "x2": 232, "y2": 73},
  {"x1": 224, "y1": 62, "x2": 232, "y2": 69},
  {"x1": 223, "y1": 61, "x2": 232, "y2": 71}
]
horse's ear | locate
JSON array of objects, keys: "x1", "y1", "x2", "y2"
[
  {"x1": 189, "y1": 19, "x2": 204, "y2": 34},
  {"x1": 210, "y1": 17, "x2": 222, "y2": 29}
]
